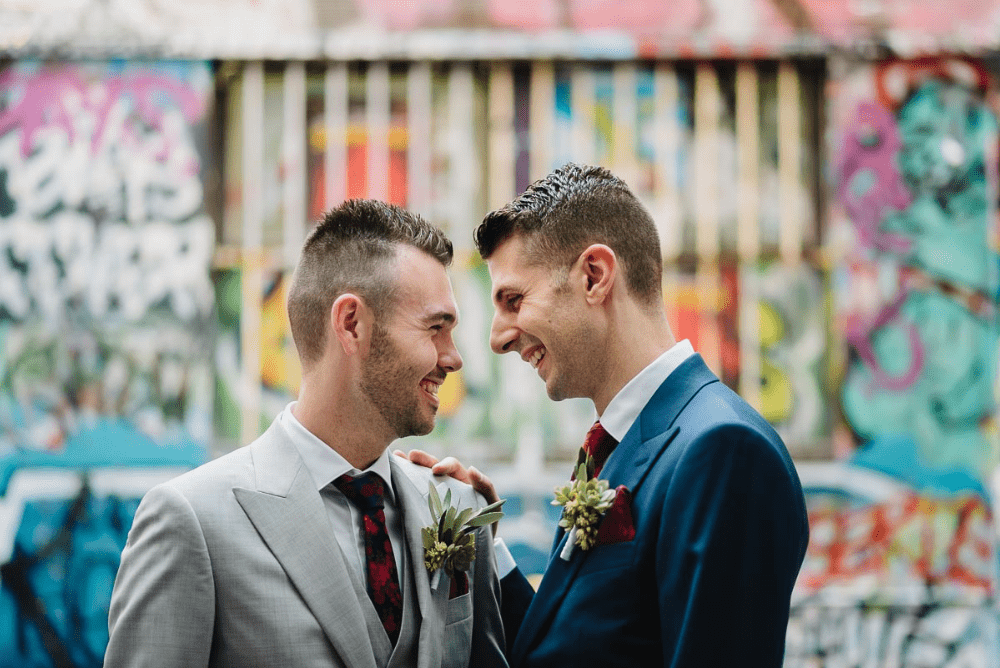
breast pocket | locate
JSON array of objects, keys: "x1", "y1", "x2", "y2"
[
  {"x1": 445, "y1": 590, "x2": 472, "y2": 625},
  {"x1": 441, "y1": 591, "x2": 472, "y2": 668}
]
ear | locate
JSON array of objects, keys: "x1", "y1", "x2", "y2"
[
  {"x1": 577, "y1": 244, "x2": 616, "y2": 305},
  {"x1": 330, "y1": 293, "x2": 374, "y2": 355}
]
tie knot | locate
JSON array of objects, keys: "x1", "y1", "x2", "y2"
[
  {"x1": 334, "y1": 473, "x2": 386, "y2": 512},
  {"x1": 582, "y1": 421, "x2": 618, "y2": 474}
]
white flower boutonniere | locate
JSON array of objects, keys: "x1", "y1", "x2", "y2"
[
  {"x1": 422, "y1": 482, "x2": 505, "y2": 578},
  {"x1": 552, "y1": 455, "x2": 616, "y2": 560}
]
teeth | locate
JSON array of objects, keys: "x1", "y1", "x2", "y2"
[
  {"x1": 421, "y1": 381, "x2": 439, "y2": 396},
  {"x1": 529, "y1": 348, "x2": 545, "y2": 368}
]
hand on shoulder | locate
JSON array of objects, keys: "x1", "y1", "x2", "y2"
[{"x1": 394, "y1": 448, "x2": 502, "y2": 535}]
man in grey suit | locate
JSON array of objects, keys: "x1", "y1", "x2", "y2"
[{"x1": 106, "y1": 200, "x2": 508, "y2": 668}]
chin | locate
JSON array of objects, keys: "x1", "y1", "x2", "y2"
[
  {"x1": 544, "y1": 376, "x2": 569, "y2": 402},
  {"x1": 545, "y1": 386, "x2": 568, "y2": 402},
  {"x1": 403, "y1": 418, "x2": 436, "y2": 438}
]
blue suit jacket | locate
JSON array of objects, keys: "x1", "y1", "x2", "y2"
[{"x1": 501, "y1": 354, "x2": 809, "y2": 667}]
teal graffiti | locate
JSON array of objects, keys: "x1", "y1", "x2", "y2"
[{"x1": 840, "y1": 78, "x2": 1000, "y2": 491}]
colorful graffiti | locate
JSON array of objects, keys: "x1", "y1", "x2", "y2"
[
  {"x1": 214, "y1": 57, "x2": 1000, "y2": 666},
  {"x1": 0, "y1": 61, "x2": 213, "y2": 667},
  {"x1": 836, "y1": 66, "x2": 999, "y2": 490},
  {"x1": 753, "y1": 263, "x2": 830, "y2": 450},
  {"x1": 786, "y1": 602, "x2": 997, "y2": 667},
  {"x1": 793, "y1": 57, "x2": 1000, "y2": 666},
  {"x1": 802, "y1": 490, "x2": 993, "y2": 599},
  {"x1": 343, "y1": 0, "x2": 1000, "y2": 55}
]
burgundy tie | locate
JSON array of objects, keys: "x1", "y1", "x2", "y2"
[
  {"x1": 576, "y1": 420, "x2": 619, "y2": 478},
  {"x1": 334, "y1": 473, "x2": 403, "y2": 646}
]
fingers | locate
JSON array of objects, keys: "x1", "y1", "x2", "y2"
[
  {"x1": 466, "y1": 466, "x2": 500, "y2": 505},
  {"x1": 467, "y1": 466, "x2": 501, "y2": 535},
  {"x1": 396, "y1": 450, "x2": 500, "y2": 522},
  {"x1": 430, "y1": 456, "x2": 471, "y2": 483},
  {"x1": 396, "y1": 449, "x2": 441, "y2": 469}
]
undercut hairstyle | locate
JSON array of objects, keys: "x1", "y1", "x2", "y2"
[
  {"x1": 288, "y1": 199, "x2": 453, "y2": 367},
  {"x1": 474, "y1": 163, "x2": 662, "y2": 306}
]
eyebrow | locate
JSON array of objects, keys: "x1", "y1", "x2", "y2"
[{"x1": 423, "y1": 311, "x2": 457, "y2": 325}]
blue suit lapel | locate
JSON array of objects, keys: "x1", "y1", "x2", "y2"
[
  {"x1": 510, "y1": 354, "x2": 719, "y2": 667},
  {"x1": 600, "y1": 354, "x2": 718, "y2": 490}
]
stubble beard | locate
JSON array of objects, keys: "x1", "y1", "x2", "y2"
[
  {"x1": 543, "y1": 310, "x2": 599, "y2": 403},
  {"x1": 360, "y1": 323, "x2": 435, "y2": 439}
]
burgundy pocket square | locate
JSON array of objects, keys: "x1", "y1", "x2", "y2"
[{"x1": 595, "y1": 485, "x2": 636, "y2": 545}]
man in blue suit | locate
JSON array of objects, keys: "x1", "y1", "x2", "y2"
[{"x1": 416, "y1": 163, "x2": 809, "y2": 666}]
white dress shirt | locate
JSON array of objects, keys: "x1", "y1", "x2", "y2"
[
  {"x1": 493, "y1": 339, "x2": 695, "y2": 577},
  {"x1": 279, "y1": 403, "x2": 405, "y2": 586},
  {"x1": 598, "y1": 339, "x2": 695, "y2": 443}
]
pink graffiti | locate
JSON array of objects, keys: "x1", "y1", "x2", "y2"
[
  {"x1": 0, "y1": 65, "x2": 206, "y2": 162},
  {"x1": 836, "y1": 102, "x2": 912, "y2": 254},
  {"x1": 847, "y1": 289, "x2": 925, "y2": 393},
  {"x1": 359, "y1": 0, "x2": 707, "y2": 31},
  {"x1": 0, "y1": 68, "x2": 85, "y2": 158},
  {"x1": 843, "y1": 262, "x2": 925, "y2": 393}
]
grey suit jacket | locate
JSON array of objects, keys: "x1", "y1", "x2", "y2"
[{"x1": 105, "y1": 420, "x2": 507, "y2": 668}]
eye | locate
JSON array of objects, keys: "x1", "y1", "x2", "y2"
[{"x1": 505, "y1": 294, "x2": 522, "y2": 311}]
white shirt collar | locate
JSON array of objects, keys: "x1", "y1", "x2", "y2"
[
  {"x1": 599, "y1": 340, "x2": 695, "y2": 442},
  {"x1": 278, "y1": 402, "x2": 396, "y2": 502}
]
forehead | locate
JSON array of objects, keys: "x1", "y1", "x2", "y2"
[
  {"x1": 485, "y1": 236, "x2": 555, "y2": 296},
  {"x1": 391, "y1": 245, "x2": 458, "y2": 319}
]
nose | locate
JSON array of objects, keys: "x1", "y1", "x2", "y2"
[
  {"x1": 489, "y1": 309, "x2": 518, "y2": 355},
  {"x1": 439, "y1": 334, "x2": 463, "y2": 373}
]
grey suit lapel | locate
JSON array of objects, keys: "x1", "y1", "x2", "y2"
[
  {"x1": 232, "y1": 425, "x2": 379, "y2": 668},
  {"x1": 391, "y1": 459, "x2": 450, "y2": 668}
]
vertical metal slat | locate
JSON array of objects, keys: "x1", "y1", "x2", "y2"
[
  {"x1": 529, "y1": 62, "x2": 555, "y2": 182},
  {"x1": 366, "y1": 62, "x2": 391, "y2": 202},
  {"x1": 778, "y1": 62, "x2": 803, "y2": 266},
  {"x1": 736, "y1": 62, "x2": 762, "y2": 411},
  {"x1": 446, "y1": 64, "x2": 477, "y2": 253},
  {"x1": 240, "y1": 62, "x2": 265, "y2": 445},
  {"x1": 407, "y1": 62, "x2": 434, "y2": 217},
  {"x1": 282, "y1": 61, "x2": 307, "y2": 268},
  {"x1": 324, "y1": 63, "x2": 348, "y2": 209},
  {"x1": 653, "y1": 64, "x2": 682, "y2": 265},
  {"x1": 694, "y1": 64, "x2": 722, "y2": 375},
  {"x1": 612, "y1": 63, "x2": 637, "y2": 188},
  {"x1": 488, "y1": 63, "x2": 516, "y2": 213},
  {"x1": 570, "y1": 65, "x2": 596, "y2": 167}
]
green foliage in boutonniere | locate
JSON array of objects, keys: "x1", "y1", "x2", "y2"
[
  {"x1": 422, "y1": 482, "x2": 505, "y2": 577},
  {"x1": 552, "y1": 454, "x2": 616, "y2": 554}
]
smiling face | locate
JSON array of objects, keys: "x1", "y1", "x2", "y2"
[
  {"x1": 360, "y1": 245, "x2": 462, "y2": 438},
  {"x1": 487, "y1": 235, "x2": 603, "y2": 402}
]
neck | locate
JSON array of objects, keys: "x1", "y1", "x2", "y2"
[
  {"x1": 592, "y1": 302, "x2": 676, "y2": 415},
  {"x1": 293, "y1": 369, "x2": 393, "y2": 470}
]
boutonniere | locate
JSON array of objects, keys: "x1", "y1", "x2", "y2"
[
  {"x1": 552, "y1": 454, "x2": 617, "y2": 560},
  {"x1": 422, "y1": 482, "x2": 505, "y2": 578}
]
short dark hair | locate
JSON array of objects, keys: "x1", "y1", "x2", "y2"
[
  {"x1": 474, "y1": 163, "x2": 662, "y2": 305},
  {"x1": 288, "y1": 199, "x2": 453, "y2": 367}
]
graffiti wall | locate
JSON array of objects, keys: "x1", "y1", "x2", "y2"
[
  {"x1": 214, "y1": 59, "x2": 827, "y2": 580},
  {"x1": 787, "y1": 57, "x2": 1000, "y2": 667},
  {"x1": 212, "y1": 56, "x2": 1000, "y2": 663},
  {"x1": 0, "y1": 60, "x2": 214, "y2": 667}
]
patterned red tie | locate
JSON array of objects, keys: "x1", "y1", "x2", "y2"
[
  {"x1": 334, "y1": 473, "x2": 403, "y2": 646},
  {"x1": 576, "y1": 420, "x2": 619, "y2": 478}
]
